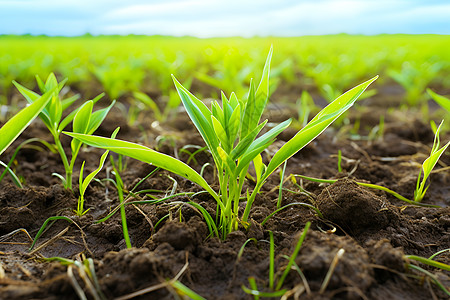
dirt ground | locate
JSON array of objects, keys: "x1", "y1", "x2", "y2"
[{"x1": 0, "y1": 81, "x2": 449, "y2": 299}]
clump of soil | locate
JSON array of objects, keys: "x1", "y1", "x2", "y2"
[{"x1": 316, "y1": 179, "x2": 397, "y2": 235}]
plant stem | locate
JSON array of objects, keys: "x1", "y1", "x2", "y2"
[
  {"x1": 53, "y1": 133, "x2": 71, "y2": 189},
  {"x1": 113, "y1": 167, "x2": 132, "y2": 249},
  {"x1": 242, "y1": 181, "x2": 264, "y2": 224}
]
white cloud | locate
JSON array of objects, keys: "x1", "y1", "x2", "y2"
[{"x1": 0, "y1": 0, "x2": 449, "y2": 36}]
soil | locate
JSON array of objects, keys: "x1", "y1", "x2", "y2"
[{"x1": 0, "y1": 81, "x2": 449, "y2": 300}]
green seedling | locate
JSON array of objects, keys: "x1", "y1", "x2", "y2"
[
  {"x1": 66, "y1": 48, "x2": 377, "y2": 239},
  {"x1": 76, "y1": 129, "x2": 118, "y2": 216},
  {"x1": 29, "y1": 215, "x2": 76, "y2": 251},
  {"x1": 46, "y1": 255, "x2": 106, "y2": 300},
  {"x1": 108, "y1": 155, "x2": 132, "y2": 248},
  {"x1": 414, "y1": 120, "x2": 449, "y2": 202},
  {"x1": 405, "y1": 249, "x2": 450, "y2": 297},
  {"x1": 242, "y1": 222, "x2": 311, "y2": 298},
  {"x1": 13, "y1": 73, "x2": 114, "y2": 189},
  {"x1": 76, "y1": 152, "x2": 108, "y2": 216}
]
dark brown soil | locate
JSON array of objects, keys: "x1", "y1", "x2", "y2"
[{"x1": 0, "y1": 84, "x2": 449, "y2": 300}]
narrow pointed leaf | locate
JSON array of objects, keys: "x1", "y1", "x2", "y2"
[
  {"x1": 0, "y1": 90, "x2": 54, "y2": 156},
  {"x1": 212, "y1": 115, "x2": 229, "y2": 151},
  {"x1": 211, "y1": 100, "x2": 224, "y2": 125},
  {"x1": 227, "y1": 104, "x2": 241, "y2": 148},
  {"x1": 229, "y1": 92, "x2": 239, "y2": 109},
  {"x1": 240, "y1": 48, "x2": 273, "y2": 138},
  {"x1": 236, "y1": 118, "x2": 292, "y2": 175},
  {"x1": 241, "y1": 79, "x2": 256, "y2": 138},
  {"x1": 173, "y1": 75, "x2": 219, "y2": 158},
  {"x1": 45, "y1": 73, "x2": 58, "y2": 92},
  {"x1": 86, "y1": 100, "x2": 116, "y2": 134},
  {"x1": 47, "y1": 94, "x2": 62, "y2": 130},
  {"x1": 73, "y1": 101, "x2": 93, "y2": 134},
  {"x1": 57, "y1": 78, "x2": 68, "y2": 93},
  {"x1": 35, "y1": 75, "x2": 45, "y2": 93},
  {"x1": 13, "y1": 80, "x2": 52, "y2": 129},
  {"x1": 58, "y1": 94, "x2": 109, "y2": 132},
  {"x1": 230, "y1": 120, "x2": 267, "y2": 160},
  {"x1": 80, "y1": 146, "x2": 110, "y2": 196},
  {"x1": 71, "y1": 100, "x2": 93, "y2": 152},
  {"x1": 64, "y1": 132, "x2": 219, "y2": 202},
  {"x1": 427, "y1": 89, "x2": 450, "y2": 112},
  {"x1": 253, "y1": 154, "x2": 265, "y2": 183},
  {"x1": 263, "y1": 76, "x2": 378, "y2": 181},
  {"x1": 61, "y1": 94, "x2": 80, "y2": 111},
  {"x1": 254, "y1": 45, "x2": 273, "y2": 116}
]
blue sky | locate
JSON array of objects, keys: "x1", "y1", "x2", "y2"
[{"x1": 1, "y1": 0, "x2": 449, "y2": 37}]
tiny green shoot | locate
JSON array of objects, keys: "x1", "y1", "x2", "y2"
[
  {"x1": 404, "y1": 249, "x2": 450, "y2": 297},
  {"x1": 110, "y1": 155, "x2": 132, "y2": 249},
  {"x1": 414, "y1": 120, "x2": 449, "y2": 202},
  {"x1": 276, "y1": 221, "x2": 311, "y2": 290},
  {"x1": 29, "y1": 215, "x2": 73, "y2": 251},
  {"x1": 13, "y1": 73, "x2": 114, "y2": 189},
  {"x1": 242, "y1": 222, "x2": 311, "y2": 297},
  {"x1": 76, "y1": 129, "x2": 118, "y2": 216}
]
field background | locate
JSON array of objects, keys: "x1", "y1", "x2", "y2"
[{"x1": 1, "y1": 34, "x2": 449, "y2": 110}]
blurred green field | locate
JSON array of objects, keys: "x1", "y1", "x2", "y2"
[
  {"x1": 1, "y1": 34, "x2": 450, "y2": 135},
  {"x1": 1, "y1": 34, "x2": 449, "y2": 104}
]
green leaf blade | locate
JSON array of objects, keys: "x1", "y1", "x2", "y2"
[
  {"x1": 427, "y1": 89, "x2": 450, "y2": 112},
  {"x1": 13, "y1": 80, "x2": 53, "y2": 129},
  {"x1": 0, "y1": 89, "x2": 54, "y2": 156},
  {"x1": 64, "y1": 132, "x2": 219, "y2": 202},
  {"x1": 172, "y1": 75, "x2": 219, "y2": 159},
  {"x1": 263, "y1": 76, "x2": 378, "y2": 181}
]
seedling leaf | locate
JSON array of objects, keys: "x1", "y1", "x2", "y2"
[{"x1": 0, "y1": 88, "x2": 54, "y2": 156}]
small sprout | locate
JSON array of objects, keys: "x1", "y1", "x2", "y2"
[
  {"x1": 110, "y1": 155, "x2": 132, "y2": 249},
  {"x1": 13, "y1": 73, "x2": 114, "y2": 190},
  {"x1": 75, "y1": 129, "x2": 119, "y2": 217},
  {"x1": 414, "y1": 120, "x2": 449, "y2": 202},
  {"x1": 405, "y1": 248, "x2": 450, "y2": 297}
]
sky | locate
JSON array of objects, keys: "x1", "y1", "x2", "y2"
[{"x1": 1, "y1": 0, "x2": 449, "y2": 37}]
